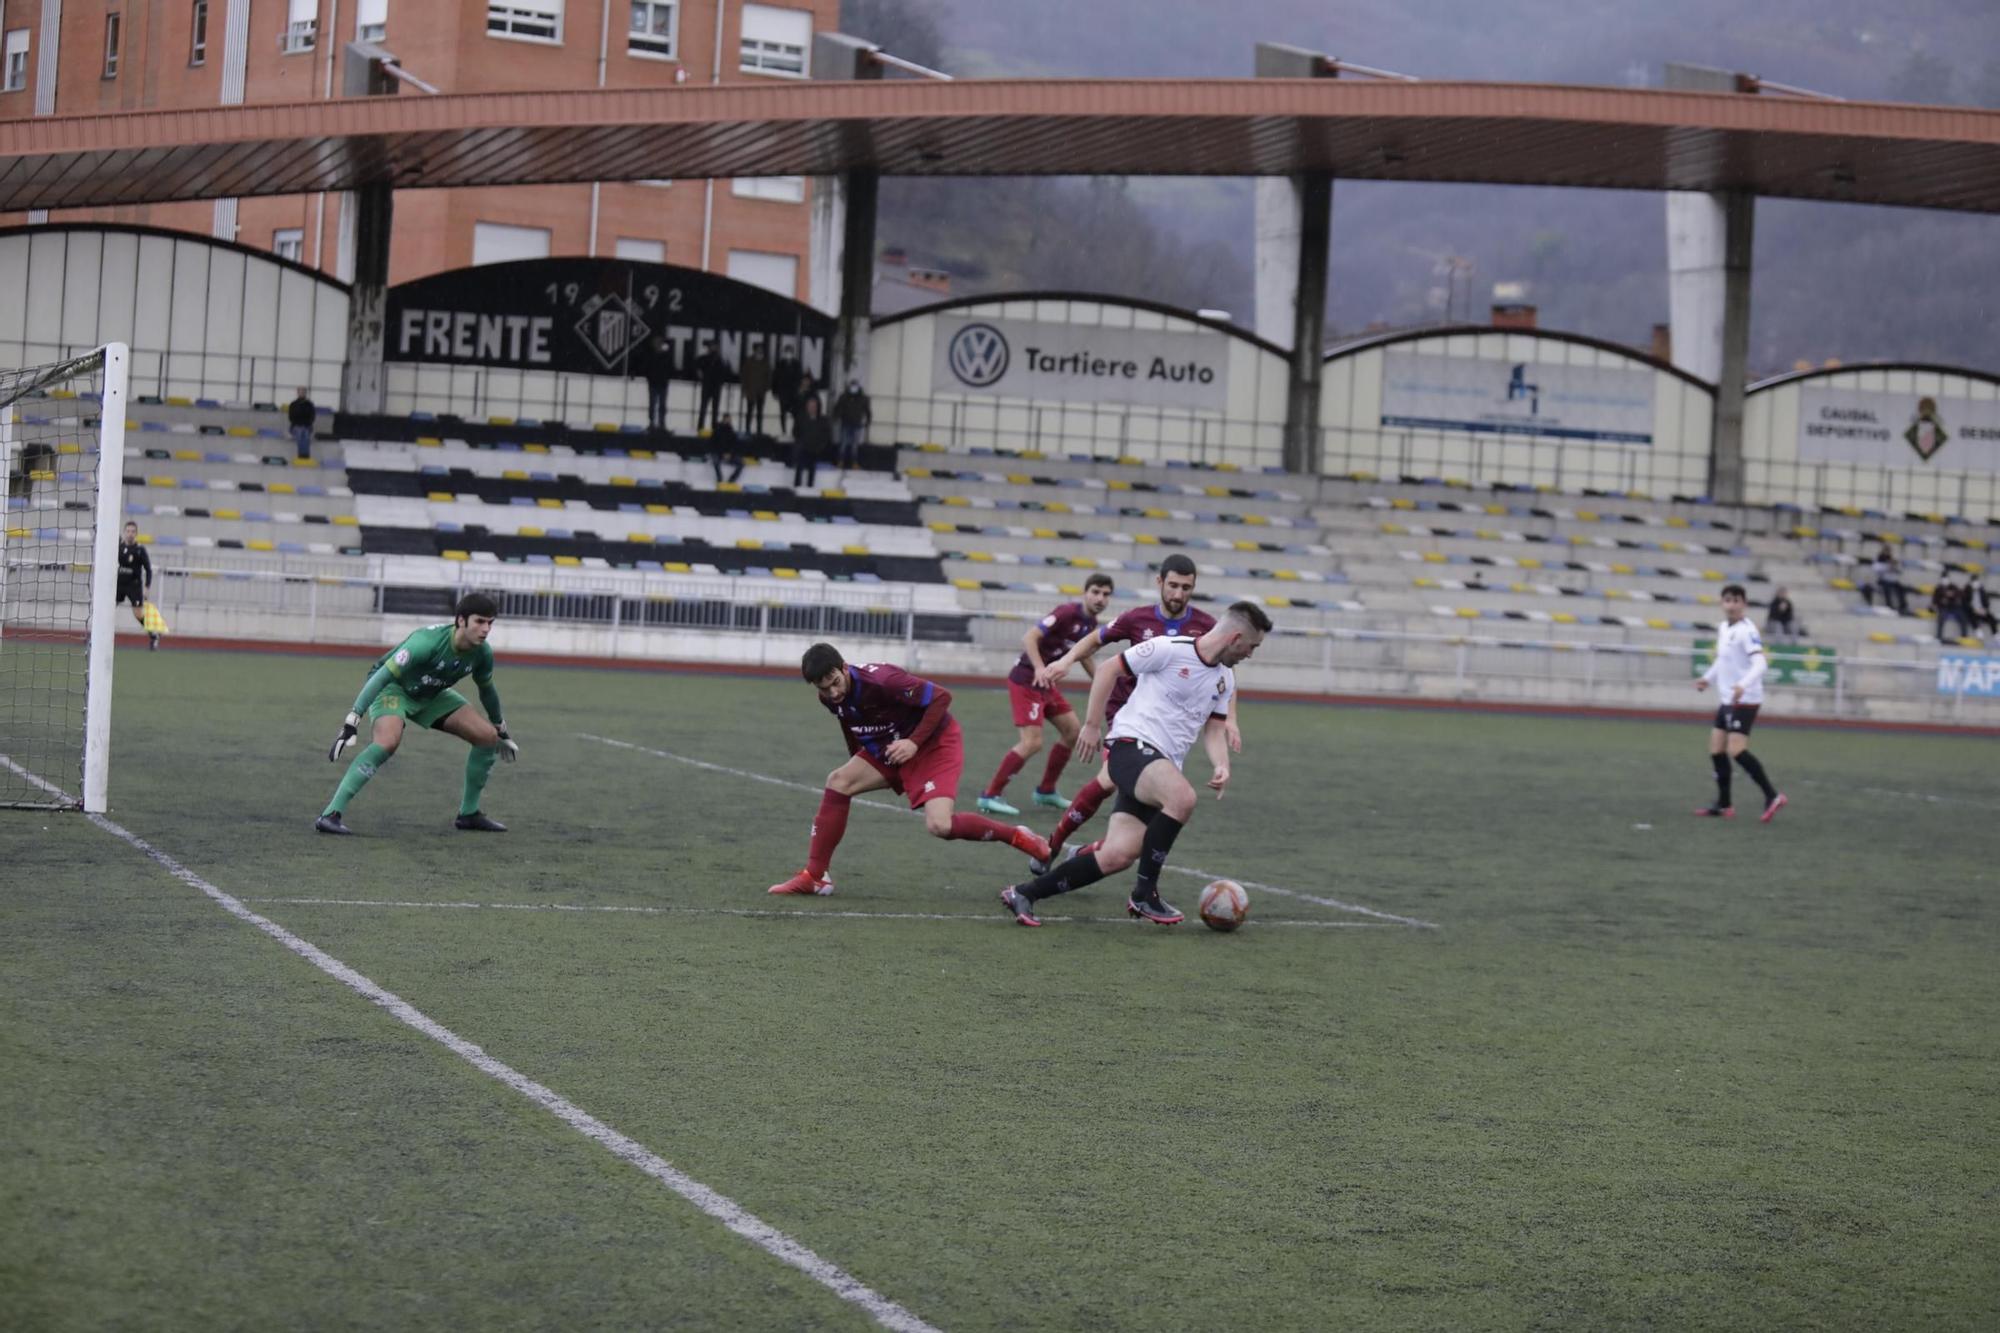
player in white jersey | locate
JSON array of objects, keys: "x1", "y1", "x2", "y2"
[
  {"x1": 1694, "y1": 584, "x2": 1787, "y2": 822},
  {"x1": 999, "y1": 601, "x2": 1272, "y2": 927}
]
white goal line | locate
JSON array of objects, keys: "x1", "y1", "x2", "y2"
[
  {"x1": 240, "y1": 896, "x2": 1400, "y2": 929},
  {"x1": 578, "y1": 733, "x2": 1442, "y2": 930}
]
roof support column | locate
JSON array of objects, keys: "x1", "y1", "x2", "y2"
[
  {"x1": 337, "y1": 48, "x2": 401, "y2": 415},
  {"x1": 339, "y1": 182, "x2": 393, "y2": 415},
  {"x1": 811, "y1": 34, "x2": 883, "y2": 396},
  {"x1": 1254, "y1": 43, "x2": 1335, "y2": 478},
  {"x1": 1663, "y1": 62, "x2": 1756, "y2": 504}
]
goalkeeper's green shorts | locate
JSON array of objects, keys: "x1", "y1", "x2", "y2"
[{"x1": 368, "y1": 685, "x2": 471, "y2": 731}]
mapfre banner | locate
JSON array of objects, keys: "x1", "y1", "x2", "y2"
[
  {"x1": 1380, "y1": 351, "x2": 1657, "y2": 443},
  {"x1": 931, "y1": 314, "x2": 1231, "y2": 411},
  {"x1": 1796, "y1": 385, "x2": 2000, "y2": 471}
]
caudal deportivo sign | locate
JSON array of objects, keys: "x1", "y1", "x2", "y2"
[
  {"x1": 1796, "y1": 385, "x2": 2000, "y2": 470},
  {"x1": 932, "y1": 314, "x2": 1231, "y2": 411}
]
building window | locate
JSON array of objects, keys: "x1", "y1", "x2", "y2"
[
  {"x1": 473, "y1": 222, "x2": 553, "y2": 265},
  {"x1": 739, "y1": 3, "x2": 809, "y2": 77},
  {"x1": 487, "y1": 0, "x2": 562, "y2": 42},
  {"x1": 628, "y1": 0, "x2": 675, "y2": 58},
  {"x1": 281, "y1": 0, "x2": 318, "y2": 54},
  {"x1": 273, "y1": 229, "x2": 305, "y2": 263},
  {"x1": 637, "y1": 178, "x2": 673, "y2": 188},
  {"x1": 614, "y1": 237, "x2": 665, "y2": 263},
  {"x1": 2, "y1": 29, "x2": 26, "y2": 94},
  {"x1": 732, "y1": 176, "x2": 805, "y2": 204},
  {"x1": 191, "y1": 0, "x2": 209, "y2": 65},
  {"x1": 727, "y1": 248, "x2": 799, "y2": 298},
  {"x1": 104, "y1": 13, "x2": 122, "y2": 78},
  {"x1": 356, "y1": 0, "x2": 387, "y2": 42}
]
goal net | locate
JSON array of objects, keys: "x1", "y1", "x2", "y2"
[{"x1": 0, "y1": 345, "x2": 129, "y2": 811}]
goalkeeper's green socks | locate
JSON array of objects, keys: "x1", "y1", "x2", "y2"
[
  {"x1": 460, "y1": 744, "x2": 498, "y2": 817},
  {"x1": 323, "y1": 743, "x2": 392, "y2": 816}
]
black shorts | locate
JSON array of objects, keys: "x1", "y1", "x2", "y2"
[
  {"x1": 1106, "y1": 737, "x2": 1169, "y2": 820},
  {"x1": 117, "y1": 574, "x2": 145, "y2": 606},
  {"x1": 1713, "y1": 703, "x2": 1760, "y2": 735}
]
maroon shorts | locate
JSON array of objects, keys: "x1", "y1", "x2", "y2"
[
  {"x1": 1006, "y1": 678, "x2": 1073, "y2": 727},
  {"x1": 859, "y1": 717, "x2": 966, "y2": 810}
]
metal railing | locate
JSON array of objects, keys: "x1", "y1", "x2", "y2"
[
  {"x1": 94, "y1": 559, "x2": 1995, "y2": 723},
  {"x1": 0, "y1": 340, "x2": 344, "y2": 410}
]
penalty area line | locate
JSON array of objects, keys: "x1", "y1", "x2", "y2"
[
  {"x1": 74, "y1": 810, "x2": 940, "y2": 1333},
  {"x1": 580, "y1": 733, "x2": 1440, "y2": 930},
  {"x1": 241, "y1": 896, "x2": 1400, "y2": 929}
]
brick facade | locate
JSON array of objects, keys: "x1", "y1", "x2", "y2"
[{"x1": 0, "y1": 0, "x2": 832, "y2": 295}]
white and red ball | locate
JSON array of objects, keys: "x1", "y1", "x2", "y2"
[{"x1": 1198, "y1": 878, "x2": 1249, "y2": 932}]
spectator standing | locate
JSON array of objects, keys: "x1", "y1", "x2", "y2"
[
  {"x1": 644, "y1": 335, "x2": 672, "y2": 431},
  {"x1": 739, "y1": 346, "x2": 772, "y2": 438},
  {"x1": 791, "y1": 395, "x2": 831, "y2": 490},
  {"x1": 772, "y1": 346, "x2": 805, "y2": 436},
  {"x1": 287, "y1": 387, "x2": 317, "y2": 460},
  {"x1": 831, "y1": 379, "x2": 872, "y2": 479},
  {"x1": 692, "y1": 341, "x2": 728, "y2": 432}
]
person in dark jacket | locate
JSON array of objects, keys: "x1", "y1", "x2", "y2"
[
  {"x1": 287, "y1": 388, "x2": 317, "y2": 460},
  {"x1": 791, "y1": 395, "x2": 831, "y2": 490},
  {"x1": 1765, "y1": 587, "x2": 1801, "y2": 640},
  {"x1": 644, "y1": 335, "x2": 673, "y2": 431},
  {"x1": 692, "y1": 341, "x2": 729, "y2": 432},
  {"x1": 710, "y1": 412, "x2": 745, "y2": 485},
  {"x1": 739, "y1": 346, "x2": 772, "y2": 438},
  {"x1": 772, "y1": 347, "x2": 805, "y2": 436},
  {"x1": 831, "y1": 379, "x2": 872, "y2": 477}
]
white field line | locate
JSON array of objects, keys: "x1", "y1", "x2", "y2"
[
  {"x1": 0, "y1": 752, "x2": 76, "y2": 803},
  {"x1": 240, "y1": 896, "x2": 1398, "y2": 929},
  {"x1": 75, "y1": 810, "x2": 939, "y2": 1333},
  {"x1": 580, "y1": 733, "x2": 1441, "y2": 931},
  {"x1": 1796, "y1": 777, "x2": 1997, "y2": 808}
]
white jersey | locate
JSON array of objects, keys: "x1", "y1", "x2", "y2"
[
  {"x1": 1702, "y1": 616, "x2": 1767, "y2": 704},
  {"x1": 1106, "y1": 635, "x2": 1235, "y2": 768}
]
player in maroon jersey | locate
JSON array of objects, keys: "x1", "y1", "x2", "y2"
[
  {"x1": 1030, "y1": 554, "x2": 1242, "y2": 864},
  {"x1": 976, "y1": 572, "x2": 1116, "y2": 817},
  {"x1": 767, "y1": 642, "x2": 1054, "y2": 896}
]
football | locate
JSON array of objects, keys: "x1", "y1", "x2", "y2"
[{"x1": 1198, "y1": 879, "x2": 1249, "y2": 932}]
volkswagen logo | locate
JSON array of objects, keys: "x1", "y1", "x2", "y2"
[{"x1": 947, "y1": 322, "x2": 1010, "y2": 388}]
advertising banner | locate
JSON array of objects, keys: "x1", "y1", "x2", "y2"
[
  {"x1": 1796, "y1": 385, "x2": 2000, "y2": 471},
  {"x1": 932, "y1": 313, "x2": 1231, "y2": 411},
  {"x1": 1936, "y1": 652, "x2": 2000, "y2": 696},
  {"x1": 384, "y1": 258, "x2": 832, "y2": 383},
  {"x1": 1692, "y1": 639, "x2": 1838, "y2": 687},
  {"x1": 1380, "y1": 351, "x2": 1656, "y2": 443}
]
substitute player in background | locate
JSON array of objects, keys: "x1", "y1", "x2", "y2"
[
  {"x1": 975, "y1": 571, "x2": 1115, "y2": 816},
  {"x1": 768, "y1": 643, "x2": 1052, "y2": 896},
  {"x1": 315, "y1": 592, "x2": 517, "y2": 835},
  {"x1": 1000, "y1": 601, "x2": 1272, "y2": 927},
  {"x1": 1694, "y1": 583, "x2": 1787, "y2": 822},
  {"x1": 1029, "y1": 553, "x2": 1241, "y2": 863},
  {"x1": 116, "y1": 521, "x2": 158, "y2": 650}
]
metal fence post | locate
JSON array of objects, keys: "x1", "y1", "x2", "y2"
[
  {"x1": 307, "y1": 578, "x2": 319, "y2": 643},
  {"x1": 1454, "y1": 640, "x2": 1469, "y2": 694}
]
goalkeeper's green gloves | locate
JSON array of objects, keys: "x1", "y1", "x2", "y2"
[
  {"x1": 496, "y1": 723, "x2": 519, "y2": 762},
  {"x1": 328, "y1": 712, "x2": 360, "y2": 762}
]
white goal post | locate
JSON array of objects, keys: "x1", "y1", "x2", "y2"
[{"x1": 0, "y1": 343, "x2": 130, "y2": 812}]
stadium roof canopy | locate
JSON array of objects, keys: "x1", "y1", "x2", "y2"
[{"x1": 4, "y1": 78, "x2": 1999, "y2": 214}]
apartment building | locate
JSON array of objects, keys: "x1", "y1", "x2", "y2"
[{"x1": 0, "y1": 0, "x2": 836, "y2": 295}]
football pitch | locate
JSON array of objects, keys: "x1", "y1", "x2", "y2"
[{"x1": 3, "y1": 647, "x2": 1996, "y2": 1330}]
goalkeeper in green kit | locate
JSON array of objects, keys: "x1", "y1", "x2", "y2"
[{"x1": 314, "y1": 592, "x2": 518, "y2": 835}]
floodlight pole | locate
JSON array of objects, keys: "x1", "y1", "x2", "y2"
[
  {"x1": 811, "y1": 34, "x2": 884, "y2": 399},
  {"x1": 1254, "y1": 43, "x2": 1337, "y2": 478}
]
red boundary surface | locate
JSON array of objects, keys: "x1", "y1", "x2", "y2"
[{"x1": 113, "y1": 631, "x2": 2000, "y2": 739}]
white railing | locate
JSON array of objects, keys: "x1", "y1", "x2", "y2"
[{"x1": 99, "y1": 560, "x2": 1997, "y2": 724}]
